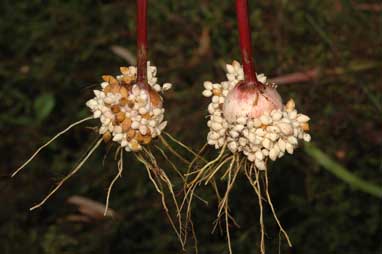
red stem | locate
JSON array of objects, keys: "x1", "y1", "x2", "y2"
[
  {"x1": 137, "y1": 0, "x2": 148, "y2": 87},
  {"x1": 236, "y1": 0, "x2": 261, "y2": 86}
]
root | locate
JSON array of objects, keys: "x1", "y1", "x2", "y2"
[
  {"x1": 181, "y1": 143, "x2": 227, "y2": 213},
  {"x1": 245, "y1": 163, "x2": 265, "y2": 254},
  {"x1": 182, "y1": 143, "x2": 240, "y2": 250},
  {"x1": 217, "y1": 154, "x2": 240, "y2": 254},
  {"x1": 29, "y1": 138, "x2": 103, "y2": 211},
  {"x1": 264, "y1": 169, "x2": 292, "y2": 247},
  {"x1": 186, "y1": 143, "x2": 208, "y2": 177},
  {"x1": 164, "y1": 132, "x2": 208, "y2": 163},
  {"x1": 188, "y1": 143, "x2": 227, "y2": 187},
  {"x1": 154, "y1": 145, "x2": 185, "y2": 181},
  {"x1": 216, "y1": 156, "x2": 238, "y2": 219},
  {"x1": 225, "y1": 171, "x2": 232, "y2": 254},
  {"x1": 183, "y1": 146, "x2": 242, "y2": 254},
  {"x1": 254, "y1": 167, "x2": 266, "y2": 254},
  {"x1": 159, "y1": 135, "x2": 190, "y2": 164},
  {"x1": 104, "y1": 148, "x2": 124, "y2": 216},
  {"x1": 244, "y1": 161, "x2": 293, "y2": 252},
  {"x1": 189, "y1": 213, "x2": 199, "y2": 254},
  {"x1": 12, "y1": 117, "x2": 93, "y2": 177},
  {"x1": 205, "y1": 155, "x2": 234, "y2": 185},
  {"x1": 135, "y1": 151, "x2": 185, "y2": 249},
  {"x1": 181, "y1": 143, "x2": 208, "y2": 245},
  {"x1": 183, "y1": 141, "x2": 292, "y2": 253}
]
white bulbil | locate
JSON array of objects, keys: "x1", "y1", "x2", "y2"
[
  {"x1": 162, "y1": 83, "x2": 172, "y2": 91},
  {"x1": 229, "y1": 130, "x2": 239, "y2": 138},
  {"x1": 277, "y1": 122, "x2": 293, "y2": 135},
  {"x1": 271, "y1": 110, "x2": 282, "y2": 121},
  {"x1": 255, "y1": 160, "x2": 266, "y2": 170},
  {"x1": 202, "y1": 90, "x2": 212, "y2": 97},
  {"x1": 255, "y1": 150, "x2": 264, "y2": 160},
  {"x1": 228, "y1": 142, "x2": 238, "y2": 153},
  {"x1": 286, "y1": 143, "x2": 294, "y2": 154},
  {"x1": 278, "y1": 139, "x2": 286, "y2": 152},
  {"x1": 262, "y1": 138, "x2": 271, "y2": 150},
  {"x1": 260, "y1": 115, "x2": 272, "y2": 125},
  {"x1": 303, "y1": 133, "x2": 311, "y2": 142}
]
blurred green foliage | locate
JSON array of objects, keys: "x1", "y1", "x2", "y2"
[{"x1": 1, "y1": 0, "x2": 381, "y2": 253}]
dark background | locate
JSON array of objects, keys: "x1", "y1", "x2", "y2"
[{"x1": 1, "y1": 0, "x2": 381, "y2": 253}]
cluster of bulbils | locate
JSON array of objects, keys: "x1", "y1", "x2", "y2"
[
  {"x1": 86, "y1": 62, "x2": 171, "y2": 152},
  {"x1": 203, "y1": 61, "x2": 311, "y2": 170}
]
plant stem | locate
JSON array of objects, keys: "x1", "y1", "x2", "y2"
[
  {"x1": 236, "y1": 0, "x2": 260, "y2": 86},
  {"x1": 137, "y1": 0, "x2": 148, "y2": 88}
]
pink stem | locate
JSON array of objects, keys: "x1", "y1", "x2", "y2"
[
  {"x1": 236, "y1": 0, "x2": 261, "y2": 86},
  {"x1": 136, "y1": 0, "x2": 148, "y2": 87}
]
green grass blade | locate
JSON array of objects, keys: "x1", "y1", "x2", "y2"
[{"x1": 304, "y1": 143, "x2": 382, "y2": 198}]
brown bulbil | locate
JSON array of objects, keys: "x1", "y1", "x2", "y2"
[
  {"x1": 136, "y1": 98, "x2": 146, "y2": 105},
  {"x1": 103, "y1": 84, "x2": 120, "y2": 94},
  {"x1": 119, "y1": 97, "x2": 128, "y2": 106},
  {"x1": 130, "y1": 139, "x2": 140, "y2": 152},
  {"x1": 212, "y1": 88, "x2": 222, "y2": 96},
  {"x1": 127, "y1": 129, "x2": 136, "y2": 139},
  {"x1": 135, "y1": 132, "x2": 152, "y2": 145},
  {"x1": 110, "y1": 84, "x2": 121, "y2": 94},
  {"x1": 142, "y1": 135, "x2": 152, "y2": 144},
  {"x1": 102, "y1": 131, "x2": 112, "y2": 143},
  {"x1": 142, "y1": 113, "x2": 151, "y2": 119},
  {"x1": 127, "y1": 100, "x2": 135, "y2": 108},
  {"x1": 121, "y1": 118, "x2": 132, "y2": 132},
  {"x1": 122, "y1": 76, "x2": 135, "y2": 85},
  {"x1": 102, "y1": 75, "x2": 119, "y2": 86},
  {"x1": 119, "y1": 86, "x2": 128, "y2": 98},
  {"x1": 135, "y1": 132, "x2": 144, "y2": 142},
  {"x1": 115, "y1": 112, "x2": 126, "y2": 123},
  {"x1": 148, "y1": 87, "x2": 163, "y2": 108},
  {"x1": 111, "y1": 105, "x2": 120, "y2": 113},
  {"x1": 103, "y1": 85, "x2": 111, "y2": 94},
  {"x1": 120, "y1": 67, "x2": 129, "y2": 75},
  {"x1": 301, "y1": 122, "x2": 310, "y2": 131}
]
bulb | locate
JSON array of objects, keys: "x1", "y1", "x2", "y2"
[
  {"x1": 202, "y1": 60, "x2": 311, "y2": 164},
  {"x1": 223, "y1": 82, "x2": 283, "y2": 123}
]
